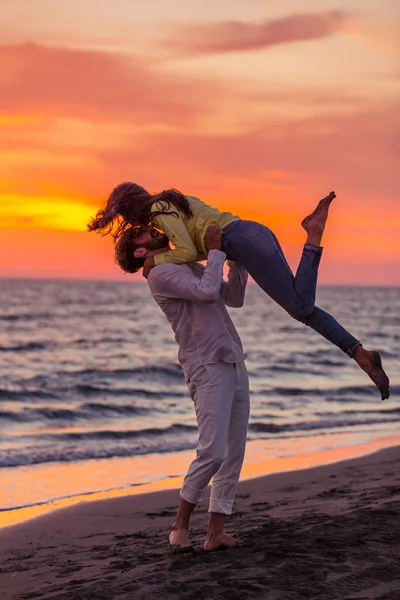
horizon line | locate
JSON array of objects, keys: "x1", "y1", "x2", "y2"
[{"x1": 0, "y1": 275, "x2": 399, "y2": 289}]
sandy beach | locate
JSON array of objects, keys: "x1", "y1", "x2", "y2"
[{"x1": 1, "y1": 446, "x2": 400, "y2": 600}]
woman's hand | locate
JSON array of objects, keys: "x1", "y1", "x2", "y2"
[{"x1": 142, "y1": 255, "x2": 155, "y2": 278}]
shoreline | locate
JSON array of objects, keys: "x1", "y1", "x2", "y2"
[
  {"x1": 1, "y1": 433, "x2": 398, "y2": 530},
  {"x1": 1, "y1": 445, "x2": 400, "y2": 599}
]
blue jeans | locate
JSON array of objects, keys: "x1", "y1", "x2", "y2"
[{"x1": 222, "y1": 220, "x2": 360, "y2": 357}]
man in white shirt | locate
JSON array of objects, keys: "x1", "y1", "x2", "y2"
[{"x1": 115, "y1": 225, "x2": 249, "y2": 553}]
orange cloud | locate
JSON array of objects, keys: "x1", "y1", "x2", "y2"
[
  {"x1": 163, "y1": 11, "x2": 348, "y2": 56},
  {"x1": 342, "y1": 17, "x2": 400, "y2": 57},
  {"x1": 93, "y1": 102, "x2": 399, "y2": 204},
  {"x1": 1, "y1": 100, "x2": 397, "y2": 229},
  {"x1": 0, "y1": 41, "x2": 225, "y2": 204},
  {"x1": 4, "y1": 40, "x2": 391, "y2": 206}
]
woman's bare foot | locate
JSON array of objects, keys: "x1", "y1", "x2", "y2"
[
  {"x1": 204, "y1": 533, "x2": 240, "y2": 552},
  {"x1": 169, "y1": 528, "x2": 193, "y2": 554},
  {"x1": 301, "y1": 191, "x2": 336, "y2": 245},
  {"x1": 353, "y1": 347, "x2": 390, "y2": 400}
]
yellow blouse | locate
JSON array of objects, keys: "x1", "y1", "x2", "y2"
[{"x1": 152, "y1": 195, "x2": 239, "y2": 265}]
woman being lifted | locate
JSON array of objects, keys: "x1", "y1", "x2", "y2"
[{"x1": 88, "y1": 183, "x2": 390, "y2": 400}]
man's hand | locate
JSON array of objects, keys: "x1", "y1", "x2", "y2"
[
  {"x1": 142, "y1": 255, "x2": 155, "y2": 278},
  {"x1": 204, "y1": 226, "x2": 223, "y2": 251}
]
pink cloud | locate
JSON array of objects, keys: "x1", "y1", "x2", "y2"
[
  {"x1": 164, "y1": 11, "x2": 348, "y2": 55},
  {"x1": 0, "y1": 42, "x2": 218, "y2": 125}
]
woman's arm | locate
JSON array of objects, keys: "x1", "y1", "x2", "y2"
[{"x1": 153, "y1": 210, "x2": 199, "y2": 265}]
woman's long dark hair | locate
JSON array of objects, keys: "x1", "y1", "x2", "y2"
[{"x1": 87, "y1": 182, "x2": 193, "y2": 240}]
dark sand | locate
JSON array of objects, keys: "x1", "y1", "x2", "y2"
[{"x1": 1, "y1": 446, "x2": 400, "y2": 600}]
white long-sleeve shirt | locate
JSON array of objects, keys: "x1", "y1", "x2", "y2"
[{"x1": 147, "y1": 249, "x2": 248, "y2": 380}]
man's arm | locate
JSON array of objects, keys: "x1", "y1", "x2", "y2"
[
  {"x1": 148, "y1": 250, "x2": 226, "y2": 304},
  {"x1": 220, "y1": 261, "x2": 248, "y2": 308}
]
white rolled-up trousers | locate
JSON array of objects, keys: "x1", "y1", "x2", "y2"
[{"x1": 181, "y1": 360, "x2": 250, "y2": 515}]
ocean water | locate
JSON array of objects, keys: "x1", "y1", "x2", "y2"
[{"x1": 0, "y1": 279, "x2": 399, "y2": 517}]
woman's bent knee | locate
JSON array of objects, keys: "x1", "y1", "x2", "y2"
[{"x1": 288, "y1": 304, "x2": 314, "y2": 323}]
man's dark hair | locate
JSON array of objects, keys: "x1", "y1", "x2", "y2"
[{"x1": 114, "y1": 227, "x2": 145, "y2": 274}]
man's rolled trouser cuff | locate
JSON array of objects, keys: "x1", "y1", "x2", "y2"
[
  {"x1": 209, "y1": 498, "x2": 234, "y2": 515},
  {"x1": 180, "y1": 483, "x2": 205, "y2": 506}
]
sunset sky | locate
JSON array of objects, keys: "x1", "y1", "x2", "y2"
[{"x1": 0, "y1": 0, "x2": 398, "y2": 284}]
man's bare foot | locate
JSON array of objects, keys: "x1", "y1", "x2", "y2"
[
  {"x1": 301, "y1": 191, "x2": 336, "y2": 243},
  {"x1": 353, "y1": 347, "x2": 390, "y2": 400},
  {"x1": 169, "y1": 529, "x2": 193, "y2": 555},
  {"x1": 204, "y1": 533, "x2": 240, "y2": 552}
]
